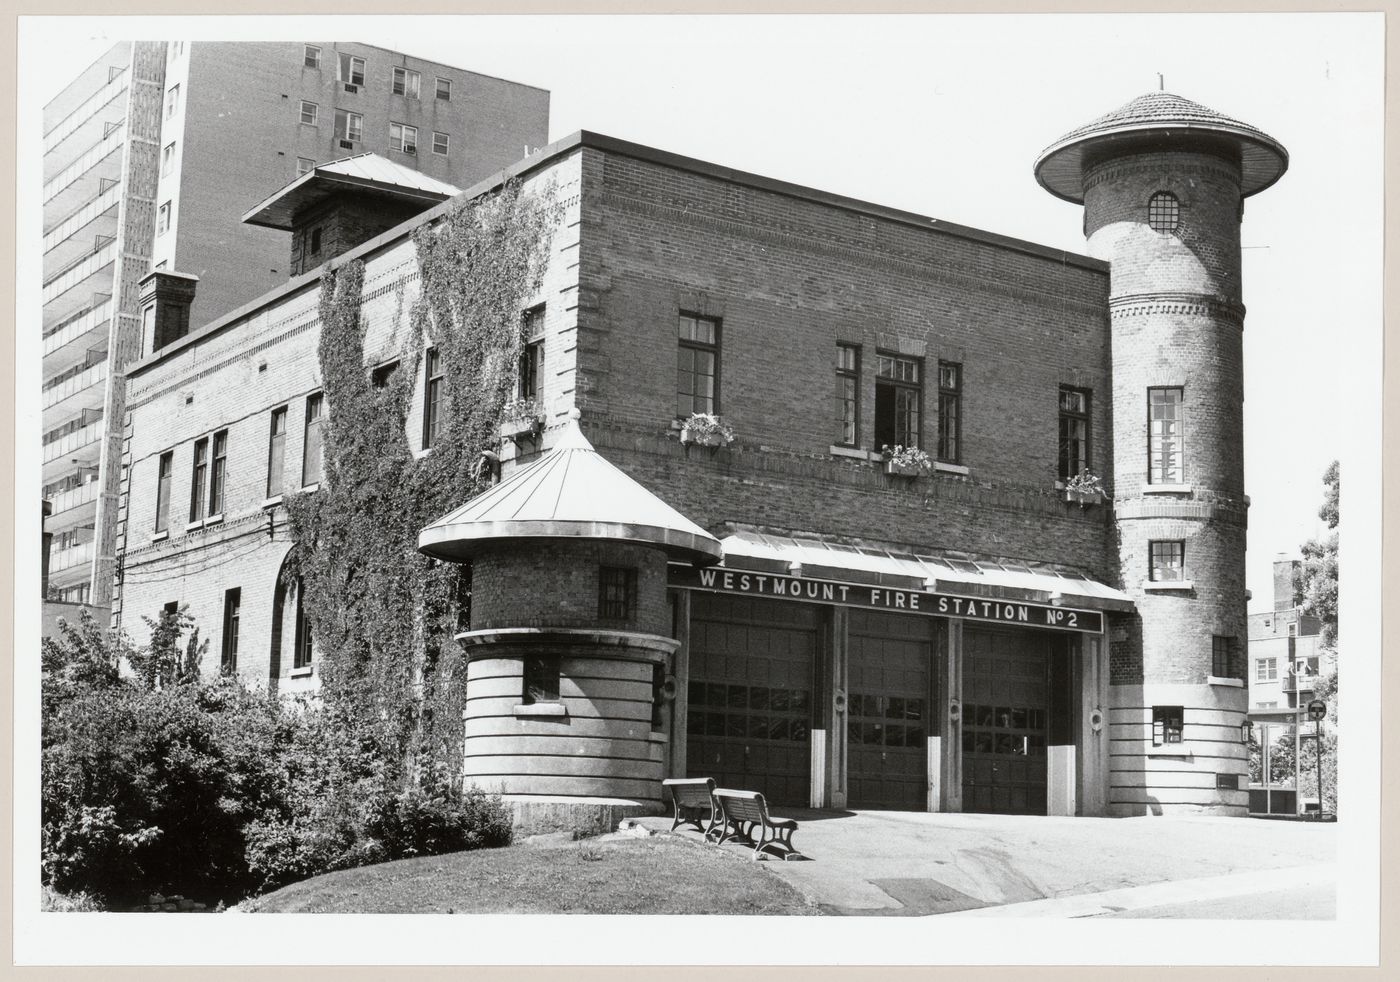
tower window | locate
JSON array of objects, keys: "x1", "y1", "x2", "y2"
[
  {"x1": 598, "y1": 566, "x2": 637, "y2": 621},
  {"x1": 1147, "y1": 387, "x2": 1184, "y2": 483},
  {"x1": 523, "y1": 657, "x2": 560, "y2": 705},
  {"x1": 1149, "y1": 540, "x2": 1185, "y2": 582},
  {"x1": 1152, "y1": 706, "x2": 1184, "y2": 745},
  {"x1": 1148, "y1": 192, "x2": 1180, "y2": 233}
]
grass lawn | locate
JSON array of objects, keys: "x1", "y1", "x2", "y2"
[{"x1": 244, "y1": 832, "x2": 820, "y2": 915}]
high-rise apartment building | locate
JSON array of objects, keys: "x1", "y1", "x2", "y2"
[{"x1": 41, "y1": 41, "x2": 549, "y2": 608}]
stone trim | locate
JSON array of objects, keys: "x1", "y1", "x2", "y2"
[
  {"x1": 1108, "y1": 293, "x2": 1246, "y2": 327},
  {"x1": 1083, "y1": 156, "x2": 1243, "y2": 196}
]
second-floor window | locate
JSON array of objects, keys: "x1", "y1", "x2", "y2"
[
  {"x1": 432, "y1": 131, "x2": 449, "y2": 156},
  {"x1": 335, "y1": 109, "x2": 363, "y2": 144},
  {"x1": 390, "y1": 122, "x2": 417, "y2": 154},
  {"x1": 208, "y1": 429, "x2": 228, "y2": 516},
  {"x1": 1257, "y1": 657, "x2": 1278, "y2": 682},
  {"x1": 523, "y1": 656, "x2": 560, "y2": 705},
  {"x1": 519, "y1": 306, "x2": 545, "y2": 402},
  {"x1": 154, "y1": 451, "x2": 173, "y2": 533},
  {"x1": 423, "y1": 347, "x2": 443, "y2": 450},
  {"x1": 874, "y1": 353, "x2": 920, "y2": 450},
  {"x1": 937, "y1": 361, "x2": 962, "y2": 463},
  {"x1": 835, "y1": 343, "x2": 860, "y2": 447},
  {"x1": 189, "y1": 437, "x2": 208, "y2": 521},
  {"x1": 1148, "y1": 387, "x2": 1184, "y2": 484},
  {"x1": 1058, "y1": 386, "x2": 1090, "y2": 481},
  {"x1": 392, "y1": 67, "x2": 421, "y2": 98},
  {"x1": 677, "y1": 313, "x2": 720, "y2": 417},
  {"x1": 267, "y1": 407, "x2": 287, "y2": 498},
  {"x1": 303, "y1": 393, "x2": 324, "y2": 487},
  {"x1": 299, "y1": 100, "x2": 318, "y2": 126},
  {"x1": 1149, "y1": 540, "x2": 1185, "y2": 581}
]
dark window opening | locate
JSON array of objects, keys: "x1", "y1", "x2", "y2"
[
  {"x1": 371, "y1": 360, "x2": 400, "y2": 389},
  {"x1": 267, "y1": 407, "x2": 287, "y2": 498},
  {"x1": 189, "y1": 437, "x2": 208, "y2": 521},
  {"x1": 222, "y1": 587, "x2": 241, "y2": 675},
  {"x1": 1148, "y1": 387, "x2": 1184, "y2": 483},
  {"x1": 1149, "y1": 540, "x2": 1185, "y2": 582},
  {"x1": 1148, "y1": 192, "x2": 1180, "y2": 232},
  {"x1": 937, "y1": 361, "x2": 961, "y2": 463},
  {"x1": 676, "y1": 313, "x2": 719, "y2": 416},
  {"x1": 874, "y1": 352, "x2": 921, "y2": 450},
  {"x1": 293, "y1": 583, "x2": 313, "y2": 670},
  {"x1": 422, "y1": 347, "x2": 443, "y2": 449},
  {"x1": 652, "y1": 662, "x2": 666, "y2": 730},
  {"x1": 1152, "y1": 706, "x2": 1184, "y2": 745},
  {"x1": 599, "y1": 566, "x2": 637, "y2": 621},
  {"x1": 523, "y1": 657, "x2": 559, "y2": 705},
  {"x1": 309, "y1": 227, "x2": 322, "y2": 255},
  {"x1": 208, "y1": 430, "x2": 228, "y2": 515},
  {"x1": 302, "y1": 393, "x2": 324, "y2": 486},
  {"x1": 154, "y1": 451, "x2": 173, "y2": 532},
  {"x1": 1058, "y1": 386, "x2": 1091, "y2": 481}
]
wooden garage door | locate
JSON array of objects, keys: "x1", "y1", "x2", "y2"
[
  {"x1": 961, "y1": 626, "x2": 1050, "y2": 816},
  {"x1": 847, "y1": 610, "x2": 932, "y2": 810},
  {"x1": 685, "y1": 594, "x2": 818, "y2": 807}
]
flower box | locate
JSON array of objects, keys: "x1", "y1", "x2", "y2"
[
  {"x1": 679, "y1": 412, "x2": 734, "y2": 449},
  {"x1": 881, "y1": 444, "x2": 932, "y2": 477},
  {"x1": 1064, "y1": 488, "x2": 1101, "y2": 506},
  {"x1": 498, "y1": 397, "x2": 545, "y2": 442},
  {"x1": 885, "y1": 460, "x2": 925, "y2": 477},
  {"x1": 686, "y1": 430, "x2": 728, "y2": 448}
]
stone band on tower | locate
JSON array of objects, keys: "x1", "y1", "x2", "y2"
[{"x1": 1035, "y1": 92, "x2": 1288, "y2": 815}]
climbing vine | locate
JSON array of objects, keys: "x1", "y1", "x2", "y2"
[{"x1": 284, "y1": 179, "x2": 561, "y2": 781}]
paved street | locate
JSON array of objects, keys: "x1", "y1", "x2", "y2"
[{"x1": 637, "y1": 809, "x2": 1335, "y2": 917}]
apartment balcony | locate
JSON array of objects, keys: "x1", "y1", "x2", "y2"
[
  {"x1": 42, "y1": 420, "x2": 103, "y2": 484},
  {"x1": 44, "y1": 69, "x2": 128, "y2": 168},
  {"x1": 1282, "y1": 672, "x2": 1319, "y2": 696},
  {"x1": 45, "y1": 484, "x2": 100, "y2": 535},
  {"x1": 43, "y1": 300, "x2": 113, "y2": 373},
  {"x1": 44, "y1": 184, "x2": 121, "y2": 276},
  {"x1": 49, "y1": 539, "x2": 95, "y2": 575},
  {"x1": 42, "y1": 123, "x2": 125, "y2": 220},
  {"x1": 42, "y1": 251, "x2": 115, "y2": 330},
  {"x1": 44, "y1": 239, "x2": 117, "y2": 305},
  {"x1": 42, "y1": 359, "x2": 108, "y2": 415}
]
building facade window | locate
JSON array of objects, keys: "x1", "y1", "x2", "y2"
[
  {"x1": 208, "y1": 429, "x2": 228, "y2": 516},
  {"x1": 676, "y1": 313, "x2": 719, "y2": 417},
  {"x1": 309, "y1": 227, "x2": 322, "y2": 256},
  {"x1": 523, "y1": 656, "x2": 560, "y2": 705},
  {"x1": 937, "y1": 361, "x2": 962, "y2": 463},
  {"x1": 299, "y1": 101, "x2": 318, "y2": 126},
  {"x1": 1257, "y1": 657, "x2": 1278, "y2": 682},
  {"x1": 432, "y1": 131, "x2": 449, "y2": 155},
  {"x1": 1148, "y1": 540, "x2": 1185, "y2": 581},
  {"x1": 392, "y1": 66, "x2": 421, "y2": 98},
  {"x1": 435, "y1": 76, "x2": 451, "y2": 100},
  {"x1": 598, "y1": 566, "x2": 637, "y2": 621},
  {"x1": 164, "y1": 84, "x2": 179, "y2": 120},
  {"x1": 1148, "y1": 387, "x2": 1184, "y2": 483},
  {"x1": 302, "y1": 393, "x2": 324, "y2": 487},
  {"x1": 303, "y1": 44, "x2": 321, "y2": 69},
  {"x1": 874, "y1": 353, "x2": 921, "y2": 451},
  {"x1": 189, "y1": 437, "x2": 208, "y2": 521},
  {"x1": 652, "y1": 663, "x2": 666, "y2": 731},
  {"x1": 154, "y1": 451, "x2": 173, "y2": 533},
  {"x1": 221, "y1": 587, "x2": 241, "y2": 675},
  {"x1": 296, "y1": 157, "x2": 315, "y2": 177},
  {"x1": 371, "y1": 360, "x2": 400, "y2": 388},
  {"x1": 422, "y1": 347, "x2": 443, "y2": 450},
  {"x1": 293, "y1": 584, "x2": 313, "y2": 670},
  {"x1": 1148, "y1": 192, "x2": 1180, "y2": 233},
  {"x1": 337, "y1": 53, "x2": 365, "y2": 87},
  {"x1": 157, "y1": 202, "x2": 171, "y2": 236},
  {"x1": 1152, "y1": 706, "x2": 1184, "y2": 745},
  {"x1": 835, "y1": 343, "x2": 860, "y2": 447},
  {"x1": 161, "y1": 142, "x2": 176, "y2": 177},
  {"x1": 390, "y1": 122, "x2": 418, "y2": 154},
  {"x1": 519, "y1": 306, "x2": 545, "y2": 402},
  {"x1": 1058, "y1": 386, "x2": 1090, "y2": 481},
  {"x1": 267, "y1": 406, "x2": 287, "y2": 498},
  {"x1": 335, "y1": 109, "x2": 363, "y2": 144},
  {"x1": 1212, "y1": 635, "x2": 1240, "y2": 679}
]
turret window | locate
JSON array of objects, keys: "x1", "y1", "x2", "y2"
[{"x1": 1148, "y1": 192, "x2": 1180, "y2": 232}]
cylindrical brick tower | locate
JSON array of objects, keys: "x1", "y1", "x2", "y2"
[
  {"x1": 419, "y1": 410, "x2": 722, "y2": 835},
  {"x1": 1036, "y1": 92, "x2": 1287, "y2": 815}
]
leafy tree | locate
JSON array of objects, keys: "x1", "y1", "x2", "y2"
[{"x1": 1299, "y1": 461, "x2": 1338, "y2": 648}]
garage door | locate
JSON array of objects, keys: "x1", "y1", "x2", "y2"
[
  {"x1": 685, "y1": 594, "x2": 818, "y2": 807},
  {"x1": 961, "y1": 626, "x2": 1050, "y2": 815},
  {"x1": 847, "y1": 610, "x2": 932, "y2": 810}
]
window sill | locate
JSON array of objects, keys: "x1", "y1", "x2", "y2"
[
  {"x1": 1143, "y1": 483, "x2": 1193, "y2": 495},
  {"x1": 301, "y1": 482, "x2": 321, "y2": 493},
  {"x1": 514, "y1": 702, "x2": 567, "y2": 719},
  {"x1": 829, "y1": 445, "x2": 869, "y2": 460},
  {"x1": 413, "y1": 447, "x2": 434, "y2": 460},
  {"x1": 649, "y1": 730, "x2": 667, "y2": 743},
  {"x1": 934, "y1": 461, "x2": 969, "y2": 476},
  {"x1": 262, "y1": 495, "x2": 283, "y2": 509},
  {"x1": 1142, "y1": 580, "x2": 1194, "y2": 593},
  {"x1": 185, "y1": 519, "x2": 204, "y2": 532},
  {"x1": 1208, "y1": 676, "x2": 1244, "y2": 688},
  {"x1": 151, "y1": 530, "x2": 169, "y2": 543},
  {"x1": 289, "y1": 665, "x2": 314, "y2": 679},
  {"x1": 205, "y1": 513, "x2": 224, "y2": 527}
]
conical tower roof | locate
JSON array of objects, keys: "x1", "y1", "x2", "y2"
[
  {"x1": 418, "y1": 411, "x2": 723, "y2": 566},
  {"x1": 1034, "y1": 91, "x2": 1288, "y2": 204}
]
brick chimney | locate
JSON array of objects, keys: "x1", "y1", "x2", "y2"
[
  {"x1": 1272, "y1": 554, "x2": 1300, "y2": 612},
  {"x1": 140, "y1": 270, "x2": 200, "y2": 354}
]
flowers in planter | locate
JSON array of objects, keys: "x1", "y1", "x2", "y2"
[
  {"x1": 679, "y1": 412, "x2": 735, "y2": 448},
  {"x1": 499, "y1": 397, "x2": 546, "y2": 438},
  {"x1": 882, "y1": 444, "x2": 932, "y2": 476},
  {"x1": 1063, "y1": 469, "x2": 1107, "y2": 504}
]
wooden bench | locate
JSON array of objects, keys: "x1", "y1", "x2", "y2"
[
  {"x1": 662, "y1": 777, "x2": 721, "y2": 840},
  {"x1": 713, "y1": 788, "x2": 800, "y2": 861}
]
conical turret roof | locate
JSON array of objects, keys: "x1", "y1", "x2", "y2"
[
  {"x1": 1035, "y1": 91, "x2": 1288, "y2": 203},
  {"x1": 418, "y1": 411, "x2": 723, "y2": 566}
]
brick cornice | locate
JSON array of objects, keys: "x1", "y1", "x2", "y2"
[
  {"x1": 1083, "y1": 155, "x2": 1242, "y2": 195},
  {"x1": 1108, "y1": 292, "x2": 1246, "y2": 327}
]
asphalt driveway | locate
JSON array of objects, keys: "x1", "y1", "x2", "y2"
[{"x1": 634, "y1": 809, "x2": 1336, "y2": 916}]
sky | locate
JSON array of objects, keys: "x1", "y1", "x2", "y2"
[{"x1": 24, "y1": 12, "x2": 1383, "y2": 616}]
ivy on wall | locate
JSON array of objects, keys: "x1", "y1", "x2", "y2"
[{"x1": 285, "y1": 180, "x2": 560, "y2": 781}]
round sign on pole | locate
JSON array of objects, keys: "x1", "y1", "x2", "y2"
[{"x1": 1307, "y1": 699, "x2": 1327, "y2": 721}]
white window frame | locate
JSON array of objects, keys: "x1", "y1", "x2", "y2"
[
  {"x1": 336, "y1": 109, "x2": 363, "y2": 144},
  {"x1": 390, "y1": 122, "x2": 418, "y2": 154},
  {"x1": 337, "y1": 53, "x2": 366, "y2": 87},
  {"x1": 296, "y1": 157, "x2": 315, "y2": 177},
  {"x1": 303, "y1": 44, "x2": 321, "y2": 69},
  {"x1": 432, "y1": 131, "x2": 449, "y2": 155},
  {"x1": 299, "y1": 100, "x2": 319, "y2": 126},
  {"x1": 161, "y1": 142, "x2": 176, "y2": 177},
  {"x1": 392, "y1": 66, "x2": 421, "y2": 98},
  {"x1": 164, "y1": 84, "x2": 179, "y2": 120},
  {"x1": 1256, "y1": 657, "x2": 1278, "y2": 682},
  {"x1": 435, "y1": 76, "x2": 451, "y2": 101},
  {"x1": 157, "y1": 201, "x2": 171, "y2": 236}
]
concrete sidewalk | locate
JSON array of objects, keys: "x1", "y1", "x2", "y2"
[{"x1": 635, "y1": 809, "x2": 1336, "y2": 917}]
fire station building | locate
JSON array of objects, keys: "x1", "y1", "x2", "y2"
[{"x1": 115, "y1": 91, "x2": 1287, "y2": 828}]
